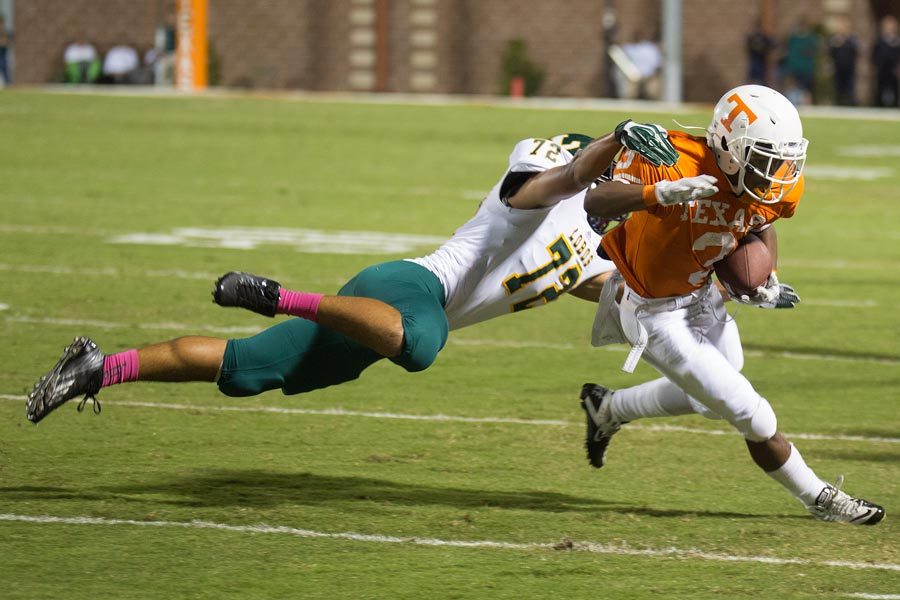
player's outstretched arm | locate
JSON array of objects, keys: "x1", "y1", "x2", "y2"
[
  {"x1": 585, "y1": 175, "x2": 719, "y2": 218},
  {"x1": 506, "y1": 133, "x2": 621, "y2": 209},
  {"x1": 507, "y1": 122, "x2": 679, "y2": 210}
]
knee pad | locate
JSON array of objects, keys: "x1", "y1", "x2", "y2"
[
  {"x1": 397, "y1": 342, "x2": 440, "y2": 372},
  {"x1": 738, "y1": 396, "x2": 778, "y2": 442},
  {"x1": 392, "y1": 302, "x2": 448, "y2": 373},
  {"x1": 687, "y1": 396, "x2": 725, "y2": 421},
  {"x1": 394, "y1": 323, "x2": 444, "y2": 372}
]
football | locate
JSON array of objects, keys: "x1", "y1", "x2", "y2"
[{"x1": 714, "y1": 233, "x2": 773, "y2": 298}]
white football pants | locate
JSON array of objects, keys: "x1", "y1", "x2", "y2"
[{"x1": 611, "y1": 283, "x2": 777, "y2": 441}]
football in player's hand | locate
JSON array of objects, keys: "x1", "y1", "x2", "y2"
[{"x1": 714, "y1": 233, "x2": 773, "y2": 298}]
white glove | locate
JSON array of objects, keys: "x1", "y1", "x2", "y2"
[
  {"x1": 734, "y1": 272, "x2": 801, "y2": 309},
  {"x1": 653, "y1": 175, "x2": 719, "y2": 206}
]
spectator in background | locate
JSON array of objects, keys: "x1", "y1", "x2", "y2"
[
  {"x1": 101, "y1": 44, "x2": 139, "y2": 84},
  {"x1": 783, "y1": 17, "x2": 819, "y2": 104},
  {"x1": 746, "y1": 19, "x2": 775, "y2": 85},
  {"x1": 0, "y1": 15, "x2": 11, "y2": 86},
  {"x1": 152, "y1": 17, "x2": 177, "y2": 85},
  {"x1": 828, "y1": 15, "x2": 859, "y2": 106},
  {"x1": 872, "y1": 15, "x2": 900, "y2": 108},
  {"x1": 63, "y1": 38, "x2": 101, "y2": 84},
  {"x1": 619, "y1": 32, "x2": 663, "y2": 100}
]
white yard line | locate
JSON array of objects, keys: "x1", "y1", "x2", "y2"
[
  {"x1": 7, "y1": 316, "x2": 900, "y2": 366},
  {"x1": 775, "y1": 257, "x2": 899, "y2": 271},
  {"x1": 803, "y1": 165, "x2": 893, "y2": 181},
  {"x1": 0, "y1": 263, "x2": 349, "y2": 287},
  {"x1": 455, "y1": 338, "x2": 900, "y2": 367},
  {"x1": 6, "y1": 315, "x2": 261, "y2": 335},
  {"x1": 837, "y1": 145, "x2": 900, "y2": 157},
  {"x1": 845, "y1": 595, "x2": 900, "y2": 600},
  {"x1": 3, "y1": 224, "x2": 898, "y2": 271},
  {"x1": 802, "y1": 299, "x2": 880, "y2": 308},
  {"x1": 2, "y1": 395, "x2": 897, "y2": 444},
  {"x1": 0, "y1": 262, "x2": 220, "y2": 281},
  {"x1": 0, "y1": 512, "x2": 897, "y2": 572},
  {"x1": 1, "y1": 262, "x2": 895, "y2": 309}
]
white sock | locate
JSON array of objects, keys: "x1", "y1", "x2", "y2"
[
  {"x1": 610, "y1": 378, "x2": 695, "y2": 422},
  {"x1": 766, "y1": 444, "x2": 827, "y2": 506}
]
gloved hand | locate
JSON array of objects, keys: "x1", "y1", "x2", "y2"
[
  {"x1": 653, "y1": 175, "x2": 719, "y2": 206},
  {"x1": 734, "y1": 272, "x2": 802, "y2": 309},
  {"x1": 615, "y1": 120, "x2": 680, "y2": 167}
]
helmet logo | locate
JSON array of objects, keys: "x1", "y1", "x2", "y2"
[{"x1": 720, "y1": 93, "x2": 758, "y2": 133}]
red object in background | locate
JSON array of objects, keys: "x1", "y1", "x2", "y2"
[{"x1": 510, "y1": 76, "x2": 524, "y2": 98}]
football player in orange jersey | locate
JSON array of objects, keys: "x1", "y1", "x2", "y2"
[{"x1": 581, "y1": 85, "x2": 884, "y2": 525}]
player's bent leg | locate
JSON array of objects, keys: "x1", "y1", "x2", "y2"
[
  {"x1": 390, "y1": 292, "x2": 448, "y2": 372},
  {"x1": 609, "y1": 303, "x2": 744, "y2": 426},
  {"x1": 762, "y1": 437, "x2": 885, "y2": 524},
  {"x1": 704, "y1": 300, "x2": 744, "y2": 372},
  {"x1": 215, "y1": 261, "x2": 446, "y2": 370},
  {"x1": 338, "y1": 260, "x2": 448, "y2": 373},
  {"x1": 215, "y1": 271, "x2": 404, "y2": 357},
  {"x1": 642, "y1": 328, "x2": 762, "y2": 436},
  {"x1": 607, "y1": 377, "x2": 696, "y2": 423},
  {"x1": 637, "y1": 313, "x2": 884, "y2": 524},
  {"x1": 316, "y1": 296, "x2": 405, "y2": 359}
]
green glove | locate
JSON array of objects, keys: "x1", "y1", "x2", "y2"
[{"x1": 614, "y1": 119, "x2": 680, "y2": 167}]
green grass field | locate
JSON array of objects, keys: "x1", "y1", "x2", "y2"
[{"x1": 1, "y1": 90, "x2": 898, "y2": 599}]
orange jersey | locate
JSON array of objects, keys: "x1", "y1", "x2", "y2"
[{"x1": 600, "y1": 131, "x2": 803, "y2": 298}]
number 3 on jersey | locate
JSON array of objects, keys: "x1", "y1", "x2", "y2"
[
  {"x1": 688, "y1": 231, "x2": 737, "y2": 285},
  {"x1": 503, "y1": 235, "x2": 582, "y2": 312}
]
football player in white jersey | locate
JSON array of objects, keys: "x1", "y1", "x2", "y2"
[{"x1": 26, "y1": 122, "x2": 679, "y2": 423}]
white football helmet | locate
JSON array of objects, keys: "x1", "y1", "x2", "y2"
[{"x1": 707, "y1": 85, "x2": 808, "y2": 203}]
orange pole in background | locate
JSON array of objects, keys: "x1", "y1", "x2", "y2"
[
  {"x1": 374, "y1": 0, "x2": 390, "y2": 92},
  {"x1": 176, "y1": 0, "x2": 208, "y2": 91}
]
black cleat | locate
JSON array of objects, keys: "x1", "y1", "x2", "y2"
[
  {"x1": 213, "y1": 271, "x2": 281, "y2": 317},
  {"x1": 27, "y1": 337, "x2": 104, "y2": 424},
  {"x1": 580, "y1": 383, "x2": 624, "y2": 469},
  {"x1": 807, "y1": 476, "x2": 886, "y2": 525}
]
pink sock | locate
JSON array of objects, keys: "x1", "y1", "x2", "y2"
[
  {"x1": 101, "y1": 349, "x2": 140, "y2": 388},
  {"x1": 277, "y1": 289, "x2": 324, "y2": 321}
]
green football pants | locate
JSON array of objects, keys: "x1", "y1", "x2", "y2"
[{"x1": 217, "y1": 260, "x2": 448, "y2": 396}]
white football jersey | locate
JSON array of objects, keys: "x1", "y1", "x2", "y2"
[{"x1": 409, "y1": 138, "x2": 615, "y2": 330}]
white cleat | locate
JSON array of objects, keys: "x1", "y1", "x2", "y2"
[{"x1": 807, "y1": 476, "x2": 885, "y2": 525}]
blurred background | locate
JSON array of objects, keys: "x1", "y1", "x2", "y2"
[{"x1": 0, "y1": 0, "x2": 898, "y2": 106}]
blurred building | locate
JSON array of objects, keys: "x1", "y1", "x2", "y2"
[{"x1": 8, "y1": 0, "x2": 896, "y2": 102}]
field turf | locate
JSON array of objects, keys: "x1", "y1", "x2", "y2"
[{"x1": 0, "y1": 90, "x2": 898, "y2": 599}]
